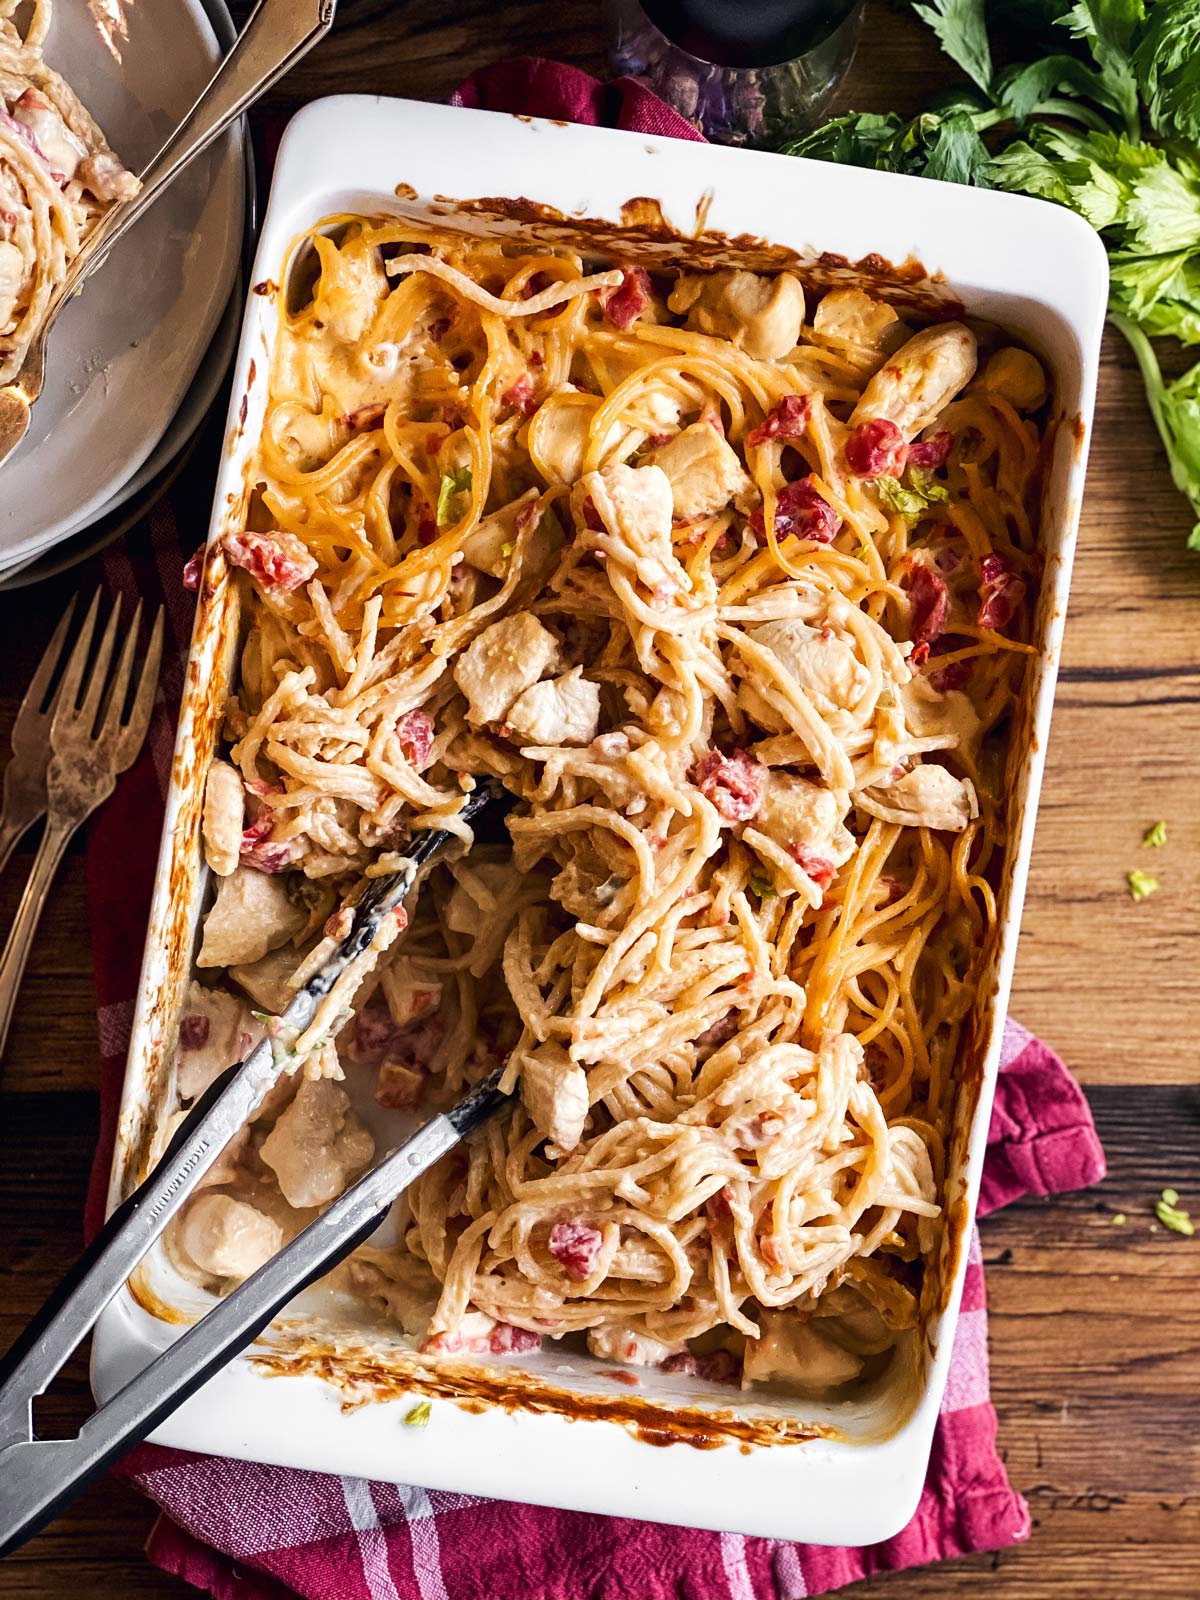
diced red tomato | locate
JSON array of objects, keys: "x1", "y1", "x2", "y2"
[
  {"x1": 690, "y1": 749, "x2": 766, "y2": 823},
  {"x1": 548, "y1": 1220, "x2": 603, "y2": 1282},
  {"x1": 395, "y1": 709, "x2": 434, "y2": 770},
  {"x1": 502, "y1": 372, "x2": 537, "y2": 416},
  {"x1": 908, "y1": 562, "x2": 950, "y2": 645},
  {"x1": 178, "y1": 1015, "x2": 210, "y2": 1050},
  {"x1": 222, "y1": 531, "x2": 317, "y2": 594},
  {"x1": 977, "y1": 551, "x2": 1027, "y2": 631},
  {"x1": 745, "y1": 394, "x2": 811, "y2": 448},
  {"x1": 602, "y1": 265, "x2": 652, "y2": 330},
  {"x1": 845, "y1": 418, "x2": 907, "y2": 478},
  {"x1": 906, "y1": 430, "x2": 953, "y2": 469},
  {"x1": 750, "y1": 478, "x2": 839, "y2": 544},
  {"x1": 182, "y1": 546, "x2": 205, "y2": 592},
  {"x1": 788, "y1": 842, "x2": 835, "y2": 890},
  {"x1": 488, "y1": 1323, "x2": 542, "y2": 1355}
]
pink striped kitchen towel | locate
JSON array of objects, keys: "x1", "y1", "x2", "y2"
[{"x1": 77, "y1": 61, "x2": 1106, "y2": 1600}]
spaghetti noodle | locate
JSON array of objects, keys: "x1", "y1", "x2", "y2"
[{"x1": 173, "y1": 217, "x2": 1045, "y2": 1391}]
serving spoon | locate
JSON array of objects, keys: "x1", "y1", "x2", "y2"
[{"x1": 0, "y1": 0, "x2": 337, "y2": 468}]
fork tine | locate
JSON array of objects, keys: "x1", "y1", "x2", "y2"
[
  {"x1": 48, "y1": 590, "x2": 101, "y2": 741},
  {"x1": 113, "y1": 605, "x2": 163, "y2": 771},
  {"x1": 97, "y1": 599, "x2": 141, "y2": 744},
  {"x1": 17, "y1": 591, "x2": 77, "y2": 725},
  {"x1": 76, "y1": 598, "x2": 121, "y2": 735}
]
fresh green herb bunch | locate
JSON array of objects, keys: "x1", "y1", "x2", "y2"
[{"x1": 784, "y1": 0, "x2": 1200, "y2": 547}]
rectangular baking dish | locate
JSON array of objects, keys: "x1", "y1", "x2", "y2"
[{"x1": 91, "y1": 94, "x2": 1107, "y2": 1547}]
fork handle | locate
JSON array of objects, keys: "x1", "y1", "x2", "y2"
[
  {"x1": 0, "y1": 815, "x2": 75, "y2": 1060},
  {"x1": 0, "y1": 812, "x2": 38, "y2": 877}
]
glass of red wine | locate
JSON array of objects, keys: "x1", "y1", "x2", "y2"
[{"x1": 607, "y1": 0, "x2": 865, "y2": 146}]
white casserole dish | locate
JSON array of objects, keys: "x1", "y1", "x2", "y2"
[{"x1": 92, "y1": 94, "x2": 1107, "y2": 1546}]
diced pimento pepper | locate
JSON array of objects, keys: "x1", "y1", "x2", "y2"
[
  {"x1": 548, "y1": 1220, "x2": 603, "y2": 1283},
  {"x1": 745, "y1": 394, "x2": 811, "y2": 448},
  {"x1": 602, "y1": 266, "x2": 652, "y2": 330},
  {"x1": 690, "y1": 749, "x2": 766, "y2": 823},
  {"x1": 845, "y1": 418, "x2": 907, "y2": 478},
  {"x1": 182, "y1": 546, "x2": 205, "y2": 592},
  {"x1": 977, "y1": 551, "x2": 1027, "y2": 631},
  {"x1": 750, "y1": 477, "x2": 839, "y2": 544},
  {"x1": 488, "y1": 1323, "x2": 542, "y2": 1355},
  {"x1": 376, "y1": 1060, "x2": 425, "y2": 1110}
]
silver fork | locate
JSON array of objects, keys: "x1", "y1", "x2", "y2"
[
  {"x1": 0, "y1": 593, "x2": 163, "y2": 1059},
  {"x1": 0, "y1": 593, "x2": 77, "y2": 874}
]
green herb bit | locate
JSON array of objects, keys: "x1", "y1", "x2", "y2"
[
  {"x1": 1142, "y1": 820, "x2": 1167, "y2": 848},
  {"x1": 1127, "y1": 869, "x2": 1159, "y2": 902},
  {"x1": 1162, "y1": 1187, "x2": 1180, "y2": 1207},
  {"x1": 1155, "y1": 1198, "x2": 1195, "y2": 1237},
  {"x1": 500, "y1": 541, "x2": 515, "y2": 559},
  {"x1": 404, "y1": 1400, "x2": 433, "y2": 1428},
  {"x1": 748, "y1": 873, "x2": 777, "y2": 899},
  {"x1": 1111, "y1": 1212, "x2": 1126, "y2": 1225},
  {"x1": 876, "y1": 476, "x2": 927, "y2": 521},
  {"x1": 854, "y1": 541, "x2": 873, "y2": 563},
  {"x1": 436, "y1": 466, "x2": 472, "y2": 526}
]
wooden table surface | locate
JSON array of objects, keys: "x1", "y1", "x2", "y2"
[{"x1": 2, "y1": 1, "x2": 1198, "y2": 1594}]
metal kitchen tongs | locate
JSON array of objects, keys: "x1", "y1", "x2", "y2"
[{"x1": 0, "y1": 784, "x2": 509, "y2": 1556}]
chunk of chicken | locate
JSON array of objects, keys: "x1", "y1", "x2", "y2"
[
  {"x1": 859, "y1": 763, "x2": 978, "y2": 832},
  {"x1": 460, "y1": 489, "x2": 561, "y2": 583},
  {"x1": 197, "y1": 867, "x2": 307, "y2": 968},
  {"x1": 579, "y1": 462, "x2": 687, "y2": 602},
  {"x1": 900, "y1": 676, "x2": 980, "y2": 750},
  {"x1": 259, "y1": 1078, "x2": 375, "y2": 1208},
  {"x1": 11, "y1": 89, "x2": 87, "y2": 181},
  {"x1": 315, "y1": 236, "x2": 389, "y2": 343},
  {"x1": 743, "y1": 619, "x2": 871, "y2": 727},
  {"x1": 813, "y1": 288, "x2": 906, "y2": 356},
  {"x1": 742, "y1": 1311, "x2": 863, "y2": 1390},
  {"x1": 202, "y1": 760, "x2": 245, "y2": 877},
  {"x1": 76, "y1": 149, "x2": 139, "y2": 203},
  {"x1": 518, "y1": 1040, "x2": 589, "y2": 1151},
  {"x1": 0, "y1": 241, "x2": 24, "y2": 329},
  {"x1": 755, "y1": 773, "x2": 855, "y2": 871},
  {"x1": 228, "y1": 944, "x2": 308, "y2": 1014},
  {"x1": 587, "y1": 1326, "x2": 680, "y2": 1366},
  {"x1": 453, "y1": 612, "x2": 559, "y2": 726},
  {"x1": 668, "y1": 270, "x2": 805, "y2": 361},
  {"x1": 378, "y1": 956, "x2": 442, "y2": 1027},
  {"x1": 983, "y1": 347, "x2": 1047, "y2": 412},
  {"x1": 173, "y1": 980, "x2": 262, "y2": 1100},
  {"x1": 506, "y1": 667, "x2": 601, "y2": 746},
  {"x1": 651, "y1": 421, "x2": 753, "y2": 521},
  {"x1": 174, "y1": 1193, "x2": 282, "y2": 1285},
  {"x1": 527, "y1": 389, "x2": 631, "y2": 484},
  {"x1": 850, "y1": 322, "x2": 978, "y2": 441}
]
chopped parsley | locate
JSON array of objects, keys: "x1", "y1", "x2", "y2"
[
  {"x1": 1142, "y1": 820, "x2": 1168, "y2": 848},
  {"x1": 1155, "y1": 1190, "x2": 1195, "y2": 1236},
  {"x1": 500, "y1": 541, "x2": 515, "y2": 559},
  {"x1": 436, "y1": 467, "x2": 472, "y2": 526},
  {"x1": 748, "y1": 873, "x2": 777, "y2": 899},
  {"x1": 876, "y1": 468, "x2": 950, "y2": 522},
  {"x1": 404, "y1": 1400, "x2": 433, "y2": 1428},
  {"x1": 1127, "y1": 869, "x2": 1160, "y2": 901}
]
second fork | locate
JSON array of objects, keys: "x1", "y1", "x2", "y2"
[{"x1": 0, "y1": 593, "x2": 163, "y2": 1060}]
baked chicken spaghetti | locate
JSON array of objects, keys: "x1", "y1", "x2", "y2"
[
  {"x1": 0, "y1": 0, "x2": 138, "y2": 383},
  {"x1": 169, "y1": 218, "x2": 1045, "y2": 1393}
]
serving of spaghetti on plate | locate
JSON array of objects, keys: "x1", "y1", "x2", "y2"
[{"x1": 161, "y1": 213, "x2": 1049, "y2": 1398}]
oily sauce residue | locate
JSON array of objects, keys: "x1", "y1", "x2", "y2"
[{"x1": 248, "y1": 1333, "x2": 832, "y2": 1452}]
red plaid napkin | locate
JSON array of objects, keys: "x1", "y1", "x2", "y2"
[{"x1": 76, "y1": 63, "x2": 1107, "y2": 1599}]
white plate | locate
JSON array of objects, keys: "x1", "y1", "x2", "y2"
[
  {"x1": 0, "y1": 0, "x2": 244, "y2": 568},
  {"x1": 96, "y1": 97, "x2": 1109, "y2": 1547}
]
